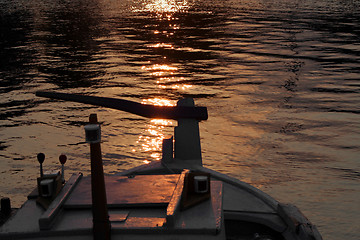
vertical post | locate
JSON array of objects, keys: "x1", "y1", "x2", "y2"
[
  {"x1": 87, "y1": 114, "x2": 111, "y2": 240},
  {"x1": 174, "y1": 98, "x2": 202, "y2": 166},
  {"x1": 59, "y1": 154, "x2": 67, "y2": 183},
  {"x1": 1, "y1": 197, "x2": 11, "y2": 217},
  {"x1": 161, "y1": 136, "x2": 174, "y2": 164}
]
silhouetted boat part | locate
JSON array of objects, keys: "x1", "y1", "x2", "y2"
[
  {"x1": 36, "y1": 91, "x2": 208, "y2": 120},
  {"x1": 0, "y1": 92, "x2": 322, "y2": 240}
]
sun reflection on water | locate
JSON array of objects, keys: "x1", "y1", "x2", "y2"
[
  {"x1": 132, "y1": 0, "x2": 191, "y2": 14},
  {"x1": 148, "y1": 43, "x2": 174, "y2": 48},
  {"x1": 131, "y1": 0, "x2": 194, "y2": 163},
  {"x1": 141, "y1": 64, "x2": 177, "y2": 71},
  {"x1": 137, "y1": 118, "x2": 175, "y2": 162},
  {"x1": 141, "y1": 98, "x2": 175, "y2": 106},
  {"x1": 136, "y1": 99, "x2": 176, "y2": 163}
]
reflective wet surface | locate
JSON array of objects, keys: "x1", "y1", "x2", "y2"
[{"x1": 1, "y1": 0, "x2": 359, "y2": 239}]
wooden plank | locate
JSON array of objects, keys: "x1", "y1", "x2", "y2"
[
  {"x1": 38, "y1": 173, "x2": 83, "y2": 230},
  {"x1": 167, "y1": 181, "x2": 223, "y2": 234},
  {"x1": 165, "y1": 170, "x2": 189, "y2": 226}
]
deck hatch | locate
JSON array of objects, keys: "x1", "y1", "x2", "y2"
[{"x1": 64, "y1": 174, "x2": 180, "y2": 208}]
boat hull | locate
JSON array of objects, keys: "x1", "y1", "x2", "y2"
[{"x1": 0, "y1": 162, "x2": 322, "y2": 240}]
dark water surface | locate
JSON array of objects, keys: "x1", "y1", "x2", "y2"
[{"x1": 1, "y1": 0, "x2": 359, "y2": 239}]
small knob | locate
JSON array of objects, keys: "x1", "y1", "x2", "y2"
[
  {"x1": 37, "y1": 153, "x2": 45, "y2": 164},
  {"x1": 59, "y1": 154, "x2": 67, "y2": 164},
  {"x1": 37, "y1": 153, "x2": 45, "y2": 177}
]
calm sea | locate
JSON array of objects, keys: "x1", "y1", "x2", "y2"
[{"x1": 1, "y1": 0, "x2": 359, "y2": 239}]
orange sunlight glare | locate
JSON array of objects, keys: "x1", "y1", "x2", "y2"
[
  {"x1": 133, "y1": 0, "x2": 191, "y2": 14},
  {"x1": 132, "y1": 0, "x2": 192, "y2": 164},
  {"x1": 137, "y1": 99, "x2": 175, "y2": 162},
  {"x1": 141, "y1": 98, "x2": 175, "y2": 106}
]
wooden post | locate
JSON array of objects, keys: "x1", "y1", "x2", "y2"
[{"x1": 88, "y1": 114, "x2": 111, "y2": 240}]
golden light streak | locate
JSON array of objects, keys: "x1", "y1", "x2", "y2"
[
  {"x1": 141, "y1": 64, "x2": 178, "y2": 76},
  {"x1": 151, "y1": 119, "x2": 173, "y2": 126},
  {"x1": 143, "y1": 160, "x2": 151, "y2": 164},
  {"x1": 148, "y1": 43, "x2": 174, "y2": 48},
  {"x1": 132, "y1": 0, "x2": 191, "y2": 14},
  {"x1": 141, "y1": 64, "x2": 177, "y2": 71},
  {"x1": 137, "y1": 99, "x2": 175, "y2": 161},
  {"x1": 141, "y1": 98, "x2": 175, "y2": 106},
  {"x1": 131, "y1": 1, "x2": 194, "y2": 163},
  {"x1": 158, "y1": 84, "x2": 192, "y2": 90}
]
